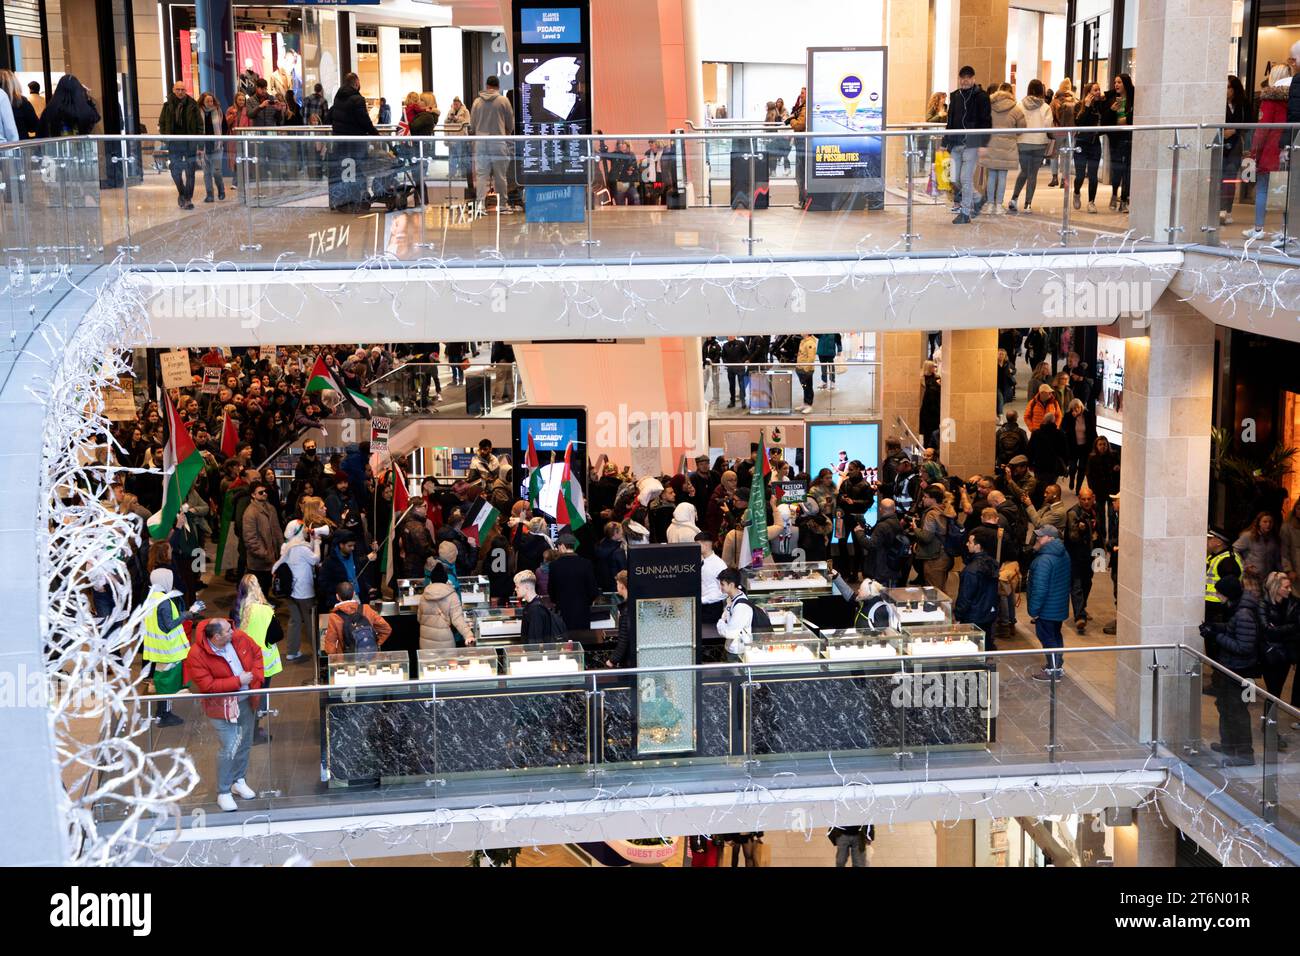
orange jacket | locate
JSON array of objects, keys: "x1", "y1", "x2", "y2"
[
  {"x1": 322, "y1": 600, "x2": 393, "y2": 656},
  {"x1": 1024, "y1": 394, "x2": 1062, "y2": 432}
]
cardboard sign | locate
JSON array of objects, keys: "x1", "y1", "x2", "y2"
[
  {"x1": 201, "y1": 367, "x2": 221, "y2": 395},
  {"x1": 159, "y1": 350, "x2": 193, "y2": 390},
  {"x1": 103, "y1": 376, "x2": 137, "y2": 421},
  {"x1": 370, "y1": 416, "x2": 391, "y2": 452},
  {"x1": 260, "y1": 344, "x2": 277, "y2": 362}
]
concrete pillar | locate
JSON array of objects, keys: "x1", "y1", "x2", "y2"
[
  {"x1": 935, "y1": 819, "x2": 976, "y2": 866},
  {"x1": 1114, "y1": 294, "x2": 1214, "y2": 741},
  {"x1": 887, "y1": 0, "x2": 930, "y2": 124},
  {"x1": 1129, "y1": 0, "x2": 1232, "y2": 242},
  {"x1": 1113, "y1": 806, "x2": 1177, "y2": 867},
  {"x1": 680, "y1": 0, "x2": 706, "y2": 203},
  {"x1": 939, "y1": 328, "x2": 999, "y2": 477},
  {"x1": 955, "y1": 0, "x2": 1009, "y2": 88},
  {"x1": 880, "y1": 331, "x2": 925, "y2": 447},
  {"x1": 377, "y1": 26, "x2": 403, "y2": 115}
]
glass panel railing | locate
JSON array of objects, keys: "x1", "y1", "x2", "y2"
[
  {"x1": 366, "y1": 361, "x2": 523, "y2": 417},
  {"x1": 91, "y1": 643, "x2": 1193, "y2": 827},
  {"x1": 707, "y1": 360, "x2": 880, "y2": 418}
]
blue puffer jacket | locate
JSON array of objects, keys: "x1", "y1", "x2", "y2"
[{"x1": 1027, "y1": 538, "x2": 1071, "y2": 622}]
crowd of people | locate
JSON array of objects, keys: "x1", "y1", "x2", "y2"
[{"x1": 941, "y1": 65, "x2": 1134, "y2": 223}]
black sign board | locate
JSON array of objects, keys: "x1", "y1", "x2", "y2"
[{"x1": 511, "y1": 1, "x2": 592, "y2": 185}]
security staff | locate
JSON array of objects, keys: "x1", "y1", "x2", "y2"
[
  {"x1": 1205, "y1": 531, "x2": 1242, "y2": 626},
  {"x1": 143, "y1": 568, "x2": 205, "y2": 726}
]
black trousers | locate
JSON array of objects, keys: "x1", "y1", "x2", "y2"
[
  {"x1": 1073, "y1": 140, "x2": 1101, "y2": 201},
  {"x1": 1211, "y1": 667, "x2": 1256, "y2": 757}
]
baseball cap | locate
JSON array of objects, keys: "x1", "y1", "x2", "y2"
[
  {"x1": 1034, "y1": 525, "x2": 1060, "y2": 539},
  {"x1": 1009, "y1": 454, "x2": 1029, "y2": 466}
]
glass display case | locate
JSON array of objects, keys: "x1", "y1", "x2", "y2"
[
  {"x1": 882, "y1": 586, "x2": 953, "y2": 625},
  {"x1": 416, "y1": 647, "x2": 500, "y2": 682},
  {"x1": 504, "y1": 641, "x2": 586, "y2": 676},
  {"x1": 394, "y1": 578, "x2": 424, "y2": 609},
  {"x1": 461, "y1": 575, "x2": 490, "y2": 606},
  {"x1": 634, "y1": 595, "x2": 698, "y2": 756},
  {"x1": 900, "y1": 624, "x2": 985, "y2": 657},
  {"x1": 327, "y1": 650, "x2": 410, "y2": 687},
  {"x1": 588, "y1": 598, "x2": 619, "y2": 631},
  {"x1": 822, "y1": 627, "x2": 904, "y2": 661},
  {"x1": 749, "y1": 594, "x2": 803, "y2": 631},
  {"x1": 742, "y1": 633, "x2": 822, "y2": 664},
  {"x1": 745, "y1": 560, "x2": 832, "y2": 596},
  {"x1": 471, "y1": 605, "x2": 525, "y2": 644}
]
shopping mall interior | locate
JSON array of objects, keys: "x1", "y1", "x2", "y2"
[{"x1": 4, "y1": 0, "x2": 1300, "y2": 882}]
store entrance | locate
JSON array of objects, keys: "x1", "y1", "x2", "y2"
[{"x1": 1282, "y1": 391, "x2": 1300, "y2": 509}]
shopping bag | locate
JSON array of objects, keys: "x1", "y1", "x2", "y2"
[{"x1": 934, "y1": 149, "x2": 951, "y2": 191}]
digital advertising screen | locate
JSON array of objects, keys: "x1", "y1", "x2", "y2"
[
  {"x1": 807, "y1": 421, "x2": 881, "y2": 540},
  {"x1": 512, "y1": 406, "x2": 588, "y2": 519},
  {"x1": 806, "y1": 46, "x2": 887, "y2": 194},
  {"x1": 519, "y1": 7, "x2": 582, "y2": 44},
  {"x1": 517, "y1": 51, "x2": 589, "y2": 182}
]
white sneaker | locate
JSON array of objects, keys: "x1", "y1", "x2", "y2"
[
  {"x1": 800, "y1": 404, "x2": 812, "y2": 414},
  {"x1": 1243, "y1": 227, "x2": 1265, "y2": 240},
  {"x1": 217, "y1": 792, "x2": 238, "y2": 812},
  {"x1": 1222, "y1": 212, "x2": 1234, "y2": 225},
  {"x1": 1219, "y1": 210, "x2": 1228, "y2": 224},
  {"x1": 231, "y1": 778, "x2": 255, "y2": 800}
]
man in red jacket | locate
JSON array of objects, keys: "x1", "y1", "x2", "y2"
[{"x1": 185, "y1": 618, "x2": 265, "y2": 812}]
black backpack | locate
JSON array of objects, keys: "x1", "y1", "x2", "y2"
[
  {"x1": 339, "y1": 607, "x2": 378, "y2": 653},
  {"x1": 941, "y1": 514, "x2": 968, "y2": 557},
  {"x1": 997, "y1": 427, "x2": 1024, "y2": 462},
  {"x1": 734, "y1": 596, "x2": 773, "y2": 632},
  {"x1": 271, "y1": 561, "x2": 294, "y2": 598}
]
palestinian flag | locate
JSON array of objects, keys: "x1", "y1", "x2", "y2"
[
  {"x1": 526, "y1": 429, "x2": 542, "y2": 510},
  {"x1": 219, "y1": 410, "x2": 239, "y2": 458},
  {"x1": 744, "y1": 432, "x2": 771, "y2": 567},
  {"x1": 554, "y1": 441, "x2": 586, "y2": 530},
  {"x1": 147, "y1": 392, "x2": 205, "y2": 541},
  {"x1": 466, "y1": 499, "x2": 500, "y2": 545},
  {"x1": 382, "y1": 463, "x2": 411, "y2": 586},
  {"x1": 215, "y1": 482, "x2": 242, "y2": 573},
  {"x1": 305, "y1": 353, "x2": 373, "y2": 412}
]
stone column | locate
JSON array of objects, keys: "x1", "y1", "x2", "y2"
[
  {"x1": 935, "y1": 819, "x2": 976, "y2": 866},
  {"x1": 1114, "y1": 294, "x2": 1215, "y2": 741},
  {"x1": 1129, "y1": 1, "x2": 1232, "y2": 243},
  {"x1": 939, "y1": 328, "x2": 999, "y2": 477},
  {"x1": 880, "y1": 331, "x2": 926, "y2": 449},
  {"x1": 1113, "y1": 807, "x2": 1177, "y2": 867},
  {"x1": 955, "y1": 0, "x2": 1009, "y2": 87}
]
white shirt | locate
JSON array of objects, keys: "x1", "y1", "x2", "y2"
[
  {"x1": 717, "y1": 590, "x2": 754, "y2": 656},
  {"x1": 701, "y1": 553, "x2": 727, "y2": 605}
]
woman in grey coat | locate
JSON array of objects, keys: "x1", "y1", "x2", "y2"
[
  {"x1": 1234, "y1": 511, "x2": 1283, "y2": 579},
  {"x1": 978, "y1": 84, "x2": 1023, "y2": 214}
]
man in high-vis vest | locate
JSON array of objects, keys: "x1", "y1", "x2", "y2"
[
  {"x1": 1205, "y1": 531, "x2": 1243, "y2": 627},
  {"x1": 143, "y1": 568, "x2": 205, "y2": 726}
]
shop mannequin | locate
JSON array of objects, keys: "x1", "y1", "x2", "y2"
[{"x1": 239, "y1": 59, "x2": 260, "y2": 97}]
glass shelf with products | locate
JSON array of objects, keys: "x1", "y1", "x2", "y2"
[
  {"x1": 504, "y1": 642, "x2": 586, "y2": 677},
  {"x1": 899, "y1": 624, "x2": 985, "y2": 657},
  {"x1": 416, "y1": 647, "x2": 500, "y2": 682},
  {"x1": 327, "y1": 650, "x2": 411, "y2": 687},
  {"x1": 461, "y1": 576, "x2": 491, "y2": 605},
  {"x1": 742, "y1": 633, "x2": 822, "y2": 664},
  {"x1": 821, "y1": 627, "x2": 905, "y2": 661},
  {"x1": 470, "y1": 605, "x2": 525, "y2": 644},
  {"x1": 882, "y1": 586, "x2": 953, "y2": 626},
  {"x1": 748, "y1": 594, "x2": 804, "y2": 631},
  {"x1": 745, "y1": 560, "x2": 833, "y2": 597}
]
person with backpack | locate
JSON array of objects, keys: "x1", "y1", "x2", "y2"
[
  {"x1": 995, "y1": 412, "x2": 1029, "y2": 466},
  {"x1": 912, "y1": 485, "x2": 956, "y2": 592},
  {"x1": 865, "y1": 498, "x2": 908, "y2": 587},
  {"x1": 322, "y1": 580, "x2": 392, "y2": 655},
  {"x1": 716, "y1": 567, "x2": 771, "y2": 660},
  {"x1": 514, "y1": 570, "x2": 568, "y2": 642}
]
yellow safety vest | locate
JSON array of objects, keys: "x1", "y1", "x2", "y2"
[
  {"x1": 143, "y1": 593, "x2": 190, "y2": 663},
  {"x1": 242, "y1": 602, "x2": 282, "y2": 678},
  {"x1": 1205, "y1": 551, "x2": 1240, "y2": 603}
]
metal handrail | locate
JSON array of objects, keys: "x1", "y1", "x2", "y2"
[
  {"x1": 126, "y1": 640, "x2": 1181, "y2": 704},
  {"x1": 1180, "y1": 644, "x2": 1300, "y2": 721}
]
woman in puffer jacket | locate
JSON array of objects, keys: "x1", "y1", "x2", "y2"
[
  {"x1": 979, "y1": 84, "x2": 1023, "y2": 214},
  {"x1": 417, "y1": 562, "x2": 475, "y2": 649},
  {"x1": 1205, "y1": 574, "x2": 1260, "y2": 765},
  {"x1": 1008, "y1": 79, "x2": 1054, "y2": 213}
]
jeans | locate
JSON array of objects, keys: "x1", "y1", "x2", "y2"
[
  {"x1": 201, "y1": 150, "x2": 225, "y2": 200},
  {"x1": 950, "y1": 145, "x2": 980, "y2": 215},
  {"x1": 995, "y1": 385, "x2": 1005, "y2": 418},
  {"x1": 834, "y1": 834, "x2": 869, "y2": 867},
  {"x1": 286, "y1": 596, "x2": 316, "y2": 657},
  {"x1": 1035, "y1": 617, "x2": 1064, "y2": 671},
  {"x1": 211, "y1": 697, "x2": 256, "y2": 792},
  {"x1": 170, "y1": 151, "x2": 196, "y2": 203},
  {"x1": 1221, "y1": 139, "x2": 1243, "y2": 213},
  {"x1": 1070, "y1": 569, "x2": 1093, "y2": 621},
  {"x1": 818, "y1": 356, "x2": 836, "y2": 385},
  {"x1": 984, "y1": 168, "x2": 1008, "y2": 209},
  {"x1": 1073, "y1": 140, "x2": 1101, "y2": 201},
  {"x1": 1255, "y1": 171, "x2": 1272, "y2": 229},
  {"x1": 451, "y1": 363, "x2": 464, "y2": 386},
  {"x1": 707, "y1": 364, "x2": 721, "y2": 401},
  {"x1": 797, "y1": 369, "x2": 814, "y2": 406},
  {"x1": 1012, "y1": 145, "x2": 1046, "y2": 206},
  {"x1": 727, "y1": 366, "x2": 748, "y2": 405}
]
